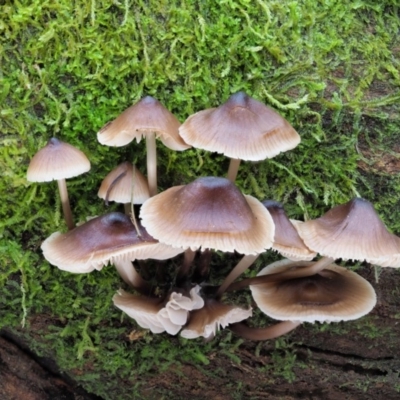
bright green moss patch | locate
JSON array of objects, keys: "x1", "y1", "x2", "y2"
[{"x1": 1, "y1": 0, "x2": 400, "y2": 398}]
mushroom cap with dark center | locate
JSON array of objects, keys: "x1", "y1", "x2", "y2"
[
  {"x1": 98, "y1": 161, "x2": 150, "y2": 204},
  {"x1": 41, "y1": 212, "x2": 184, "y2": 272},
  {"x1": 262, "y1": 200, "x2": 316, "y2": 260},
  {"x1": 179, "y1": 91, "x2": 300, "y2": 161},
  {"x1": 27, "y1": 138, "x2": 90, "y2": 182},
  {"x1": 250, "y1": 259, "x2": 376, "y2": 323},
  {"x1": 140, "y1": 177, "x2": 275, "y2": 254},
  {"x1": 97, "y1": 96, "x2": 190, "y2": 150},
  {"x1": 294, "y1": 198, "x2": 400, "y2": 267}
]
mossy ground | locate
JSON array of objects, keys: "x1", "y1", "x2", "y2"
[{"x1": 1, "y1": 1, "x2": 400, "y2": 399}]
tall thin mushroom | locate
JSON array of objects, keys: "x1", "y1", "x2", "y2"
[
  {"x1": 97, "y1": 96, "x2": 190, "y2": 196},
  {"x1": 27, "y1": 138, "x2": 90, "y2": 230}
]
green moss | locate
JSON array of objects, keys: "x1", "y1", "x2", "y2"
[{"x1": 1, "y1": 0, "x2": 399, "y2": 398}]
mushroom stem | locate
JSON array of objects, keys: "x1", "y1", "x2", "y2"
[
  {"x1": 227, "y1": 158, "x2": 241, "y2": 182},
  {"x1": 229, "y1": 320, "x2": 301, "y2": 341},
  {"x1": 114, "y1": 259, "x2": 151, "y2": 294},
  {"x1": 57, "y1": 178, "x2": 75, "y2": 230},
  {"x1": 177, "y1": 249, "x2": 196, "y2": 283},
  {"x1": 146, "y1": 132, "x2": 157, "y2": 196},
  {"x1": 227, "y1": 257, "x2": 335, "y2": 292},
  {"x1": 216, "y1": 254, "x2": 259, "y2": 297},
  {"x1": 192, "y1": 249, "x2": 212, "y2": 282}
]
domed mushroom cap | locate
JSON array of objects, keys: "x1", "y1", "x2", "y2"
[
  {"x1": 41, "y1": 212, "x2": 184, "y2": 272},
  {"x1": 262, "y1": 200, "x2": 316, "y2": 261},
  {"x1": 98, "y1": 162, "x2": 150, "y2": 204},
  {"x1": 27, "y1": 138, "x2": 90, "y2": 182},
  {"x1": 140, "y1": 177, "x2": 275, "y2": 254},
  {"x1": 179, "y1": 91, "x2": 300, "y2": 161},
  {"x1": 294, "y1": 198, "x2": 400, "y2": 267},
  {"x1": 250, "y1": 259, "x2": 376, "y2": 323},
  {"x1": 181, "y1": 299, "x2": 252, "y2": 339},
  {"x1": 97, "y1": 96, "x2": 190, "y2": 150}
]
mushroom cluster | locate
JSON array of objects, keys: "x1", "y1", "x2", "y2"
[{"x1": 28, "y1": 92, "x2": 400, "y2": 342}]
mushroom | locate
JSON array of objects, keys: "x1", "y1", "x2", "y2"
[
  {"x1": 293, "y1": 197, "x2": 400, "y2": 270},
  {"x1": 41, "y1": 212, "x2": 184, "y2": 292},
  {"x1": 249, "y1": 259, "x2": 377, "y2": 323},
  {"x1": 140, "y1": 176, "x2": 274, "y2": 255},
  {"x1": 179, "y1": 91, "x2": 300, "y2": 181},
  {"x1": 97, "y1": 96, "x2": 191, "y2": 196},
  {"x1": 180, "y1": 298, "x2": 252, "y2": 340},
  {"x1": 27, "y1": 138, "x2": 90, "y2": 230},
  {"x1": 98, "y1": 161, "x2": 150, "y2": 214},
  {"x1": 113, "y1": 285, "x2": 204, "y2": 335}
]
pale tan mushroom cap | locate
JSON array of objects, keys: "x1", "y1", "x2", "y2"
[
  {"x1": 250, "y1": 259, "x2": 376, "y2": 323},
  {"x1": 181, "y1": 299, "x2": 252, "y2": 339},
  {"x1": 293, "y1": 198, "x2": 400, "y2": 267},
  {"x1": 140, "y1": 177, "x2": 275, "y2": 255},
  {"x1": 262, "y1": 200, "x2": 316, "y2": 261},
  {"x1": 27, "y1": 138, "x2": 90, "y2": 182},
  {"x1": 98, "y1": 161, "x2": 150, "y2": 204},
  {"x1": 41, "y1": 212, "x2": 184, "y2": 273},
  {"x1": 97, "y1": 96, "x2": 191, "y2": 150},
  {"x1": 179, "y1": 92, "x2": 300, "y2": 161}
]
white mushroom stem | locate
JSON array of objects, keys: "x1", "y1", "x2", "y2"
[
  {"x1": 216, "y1": 254, "x2": 259, "y2": 297},
  {"x1": 227, "y1": 158, "x2": 241, "y2": 182},
  {"x1": 114, "y1": 259, "x2": 151, "y2": 293},
  {"x1": 57, "y1": 178, "x2": 74, "y2": 230},
  {"x1": 146, "y1": 132, "x2": 157, "y2": 197},
  {"x1": 227, "y1": 256, "x2": 335, "y2": 292},
  {"x1": 229, "y1": 320, "x2": 301, "y2": 341}
]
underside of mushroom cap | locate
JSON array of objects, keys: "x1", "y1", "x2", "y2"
[
  {"x1": 27, "y1": 138, "x2": 90, "y2": 182},
  {"x1": 294, "y1": 198, "x2": 400, "y2": 267},
  {"x1": 97, "y1": 96, "x2": 190, "y2": 150},
  {"x1": 250, "y1": 259, "x2": 377, "y2": 323},
  {"x1": 140, "y1": 177, "x2": 275, "y2": 254},
  {"x1": 180, "y1": 299, "x2": 252, "y2": 339},
  {"x1": 179, "y1": 91, "x2": 300, "y2": 161},
  {"x1": 41, "y1": 212, "x2": 184, "y2": 272}
]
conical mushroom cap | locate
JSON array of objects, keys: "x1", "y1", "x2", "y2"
[
  {"x1": 262, "y1": 200, "x2": 316, "y2": 261},
  {"x1": 250, "y1": 259, "x2": 376, "y2": 323},
  {"x1": 98, "y1": 162, "x2": 150, "y2": 204},
  {"x1": 97, "y1": 96, "x2": 190, "y2": 150},
  {"x1": 41, "y1": 212, "x2": 184, "y2": 272},
  {"x1": 140, "y1": 177, "x2": 275, "y2": 255},
  {"x1": 294, "y1": 198, "x2": 400, "y2": 267},
  {"x1": 27, "y1": 138, "x2": 90, "y2": 182},
  {"x1": 181, "y1": 299, "x2": 252, "y2": 339},
  {"x1": 179, "y1": 92, "x2": 300, "y2": 161}
]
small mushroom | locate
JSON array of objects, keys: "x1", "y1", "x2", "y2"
[
  {"x1": 27, "y1": 138, "x2": 90, "y2": 230},
  {"x1": 98, "y1": 161, "x2": 150, "y2": 214},
  {"x1": 97, "y1": 96, "x2": 190, "y2": 196},
  {"x1": 179, "y1": 92, "x2": 300, "y2": 181}
]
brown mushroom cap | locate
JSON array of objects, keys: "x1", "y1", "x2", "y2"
[
  {"x1": 250, "y1": 259, "x2": 376, "y2": 323},
  {"x1": 262, "y1": 200, "x2": 316, "y2": 261},
  {"x1": 294, "y1": 198, "x2": 400, "y2": 267},
  {"x1": 41, "y1": 212, "x2": 184, "y2": 272},
  {"x1": 98, "y1": 162, "x2": 150, "y2": 204},
  {"x1": 27, "y1": 138, "x2": 90, "y2": 182},
  {"x1": 97, "y1": 96, "x2": 190, "y2": 150},
  {"x1": 179, "y1": 91, "x2": 300, "y2": 161},
  {"x1": 140, "y1": 177, "x2": 275, "y2": 254}
]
